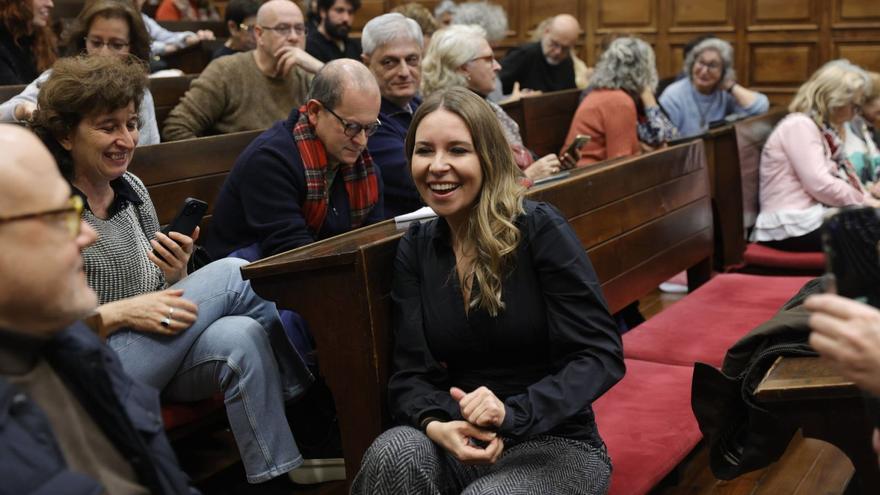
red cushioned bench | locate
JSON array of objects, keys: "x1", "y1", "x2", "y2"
[{"x1": 741, "y1": 243, "x2": 825, "y2": 274}]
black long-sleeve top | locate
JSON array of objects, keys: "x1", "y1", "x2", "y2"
[
  {"x1": 0, "y1": 28, "x2": 39, "y2": 85},
  {"x1": 387, "y1": 200, "x2": 625, "y2": 446}
]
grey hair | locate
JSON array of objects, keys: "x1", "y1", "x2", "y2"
[
  {"x1": 308, "y1": 59, "x2": 377, "y2": 108},
  {"x1": 421, "y1": 24, "x2": 487, "y2": 96},
  {"x1": 361, "y1": 13, "x2": 423, "y2": 55},
  {"x1": 588, "y1": 36, "x2": 658, "y2": 93},
  {"x1": 684, "y1": 37, "x2": 734, "y2": 85},
  {"x1": 434, "y1": 0, "x2": 457, "y2": 17},
  {"x1": 452, "y1": 2, "x2": 507, "y2": 42}
]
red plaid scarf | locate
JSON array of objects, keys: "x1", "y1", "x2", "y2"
[{"x1": 292, "y1": 106, "x2": 379, "y2": 234}]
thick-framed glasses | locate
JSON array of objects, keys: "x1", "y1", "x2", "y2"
[
  {"x1": 84, "y1": 37, "x2": 130, "y2": 52},
  {"x1": 322, "y1": 104, "x2": 382, "y2": 138},
  {"x1": 695, "y1": 59, "x2": 723, "y2": 72},
  {"x1": 469, "y1": 54, "x2": 496, "y2": 65},
  {"x1": 238, "y1": 23, "x2": 256, "y2": 33},
  {"x1": 259, "y1": 23, "x2": 307, "y2": 37},
  {"x1": 0, "y1": 195, "x2": 83, "y2": 238}
]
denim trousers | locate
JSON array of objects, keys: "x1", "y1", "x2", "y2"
[{"x1": 107, "y1": 257, "x2": 314, "y2": 483}]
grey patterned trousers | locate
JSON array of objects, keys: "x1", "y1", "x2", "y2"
[{"x1": 351, "y1": 426, "x2": 612, "y2": 495}]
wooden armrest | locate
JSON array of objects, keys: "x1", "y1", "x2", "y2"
[{"x1": 754, "y1": 355, "x2": 859, "y2": 402}]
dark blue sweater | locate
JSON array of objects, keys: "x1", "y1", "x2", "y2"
[
  {"x1": 367, "y1": 97, "x2": 423, "y2": 219},
  {"x1": 205, "y1": 109, "x2": 384, "y2": 260}
]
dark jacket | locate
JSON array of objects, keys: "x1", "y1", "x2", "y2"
[
  {"x1": 205, "y1": 109, "x2": 384, "y2": 260},
  {"x1": 304, "y1": 29, "x2": 361, "y2": 63},
  {"x1": 0, "y1": 27, "x2": 39, "y2": 85},
  {"x1": 691, "y1": 278, "x2": 821, "y2": 480},
  {"x1": 0, "y1": 322, "x2": 197, "y2": 495},
  {"x1": 498, "y1": 41, "x2": 576, "y2": 95},
  {"x1": 368, "y1": 96, "x2": 422, "y2": 219}
]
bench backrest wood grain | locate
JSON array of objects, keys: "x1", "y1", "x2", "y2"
[
  {"x1": 500, "y1": 88, "x2": 582, "y2": 157},
  {"x1": 150, "y1": 75, "x2": 198, "y2": 132},
  {"x1": 735, "y1": 108, "x2": 788, "y2": 231},
  {"x1": 0, "y1": 84, "x2": 25, "y2": 105}
]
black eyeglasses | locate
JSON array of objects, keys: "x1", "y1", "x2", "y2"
[
  {"x1": 84, "y1": 37, "x2": 130, "y2": 52},
  {"x1": 0, "y1": 195, "x2": 83, "y2": 238},
  {"x1": 322, "y1": 104, "x2": 382, "y2": 138},
  {"x1": 259, "y1": 23, "x2": 307, "y2": 37}
]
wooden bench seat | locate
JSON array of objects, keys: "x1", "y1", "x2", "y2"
[{"x1": 500, "y1": 88, "x2": 581, "y2": 157}]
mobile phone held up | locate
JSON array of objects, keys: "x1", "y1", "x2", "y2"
[
  {"x1": 562, "y1": 134, "x2": 590, "y2": 168},
  {"x1": 153, "y1": 197, "x2": 208, "y2": 262},
  {"x1": 821, "y1": 206, "x2": 880, "y2": 308}
]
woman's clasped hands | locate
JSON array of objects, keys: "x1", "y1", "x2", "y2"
[{"x1": 424, "y1": 386, "x2": 508, "y2": 465}]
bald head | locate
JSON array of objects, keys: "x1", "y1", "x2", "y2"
[
  {"x1": 542, "y1": 14, "x2": 580, "y2": 65},
  {"x1": 256, "y1": 0, "x2": 302, "y2": 26},
  {"x1": 0, "y1": 125, "x2": 62, "y2": 216},
  {"x1": 0, "y1": 125, "x2": 98, "y2": 335},
  {"x1": 309, "y1": 58, "x2": 380, "y2": 107}
]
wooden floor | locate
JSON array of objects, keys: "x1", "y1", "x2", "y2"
[{"x1": 640, "y1": 287, "x2": 855, "y2": 495}]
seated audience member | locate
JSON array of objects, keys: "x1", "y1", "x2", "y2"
[
  {"x1": 163, "y1": 0, "x2": 322, "y2": 141},
  {"x1": 0, "y1": 0, "x2": 160, "y2": 146},
  {"x1": 391, "y1": 2, "x2": 438, "y2": 46},
  {"x1": 351, "y1": 86, "x2": 624, "y2": 494},
  {"x1": 156, "y1": 0, "x2": 220, "y2": 21},
  {"x1": 212, "y1": 0, "x2": 260, "y2": 60},
  {"x1": 450, "y1": 1, "x2": 508, "y2": 102},
  {"x1": 499, "y1": 14, "x2": 579, "y2": 95},
  {"x1": 0, "y1": 124, "x2": 197, "y2": 495},
  {"x1": 422, "y1": 25, "x2": 573, "y2": 182},
  {"x1": 205, "y1": 59, "x2": 384, "y2": 261},
  {"x1": 564, "y1": 36, "x2": 676, "y2": 167},
  {"x1": 806, "y1": 293, "x2": 880, "y2": 463},
  {"x1": 660, "y1": 37, "x2": 769, "y2": 138},
  {"x1": 845, "y1": 70, "x2": 880, "y2": 183},
  {"x1": 362, "y1": 13, "x2": 424, "y2": 218},
  {"x1": 434, "y1": 0, "x2": 456, "y2": 27},
  {"x1": 751, "y1": 60, "x2": 878, "y2": 252},
  {"x1": 0, "y1": 0, "x2": 56, "y2": 84},
  {"x1": 305, "y1": 0, "x2": 361, "y2": 63},
  {"x1": 655, "y1": 33, "x2": 715, "y2": 97},
  {"x1": 530, "y1": 16, "x2": 590, "y2": 90},
  {"x1": 132, "y1": 0, "x2": 215, "y2": 58},
  {"x1": 31, "y1": 55, "x2": 314, "y2": 486}
]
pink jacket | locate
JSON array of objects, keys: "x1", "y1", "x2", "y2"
[{"x1": 758, "y1": 113, "x2": 866, "y2": 214}]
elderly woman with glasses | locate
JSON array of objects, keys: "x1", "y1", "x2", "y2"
[
  {"x1": 30, "y1": 54, "x2": 315, "y2": 486},
  {"x1": 751, "y1": 60, "x2": 879, "y2": 252},
  {"x1": 660, "y1": 37, "x2": 768, "y2": 138},
  {"x1": 0, "y1": 0, "x2": 160, "y2": 145},
  {"x1": 421, "y1": 24, "x2": 576, "y2": 183}
]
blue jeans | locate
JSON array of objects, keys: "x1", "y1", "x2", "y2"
[{"x1": 108, "y1": 257, "x2": 313, "y2": 483}]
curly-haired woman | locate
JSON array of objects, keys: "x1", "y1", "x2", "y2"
[
  {"x1": 564, "y1": 36, "x2": 675, "y2": 167},
  {"x1": 0, "y1": 0, "x2": 57, "y2": 84}
]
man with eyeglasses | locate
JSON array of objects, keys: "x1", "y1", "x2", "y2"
[
  {"x1": 362, "y1": 13, "x2": 424, "y2": 219},
  {"x1": 0, "y1": 125, "x2": 197, "y2": 494},
  {"x1": 212, "y1": 0, "x2": 261, "y2": 60},
  {"x1": 306, "y1": 0, "x2": 362, "y2": 63},
  {"x1": 499, "y1": 14, "x2": 580, "y2": 95},
  {"x1": 205, "y1": 59, "x2": 383, "y2": 261},
  {"x1": 163, "y1": 0, "x2": 323, "y2": 141}
]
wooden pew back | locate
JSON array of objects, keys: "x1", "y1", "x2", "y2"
[
  {"x1": 240, "y1": 140, "x2": 713, "y2": 484},
  {"x1": 129, "y1": 129, "x2": 262, "y2": 235},
  {"x1": 500, "y1": 88, "x2": 582, "y2": 157},
  {"x1": 150, "y1": 75, "x2": 198, "y2": 132},
  {"x1": 0, "y1": 84, "x2": 25, "y2": 105},
  {"x1": 735, "y1": 108, "x2": 788, "y2": 231}
]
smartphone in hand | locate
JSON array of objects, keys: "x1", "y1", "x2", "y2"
[
  {"x1": 561, "y1": 135, "x2": 590, "y2": 170},
  {"x1": 154, "y1": 197, "x2": 207, "y2": 262}
]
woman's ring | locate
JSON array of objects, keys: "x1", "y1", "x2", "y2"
[{"x1": 161, "y1": 317, "x2": 171, "y2": 328}]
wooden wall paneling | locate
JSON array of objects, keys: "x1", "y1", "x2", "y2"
[
  {"x1": 668, "y1": 0, "x2": 735, "y2": 33},
  {"x1": 835, "y1": 42, "x2": 880, "y2": 72},
  {"x1": 352, "y1": 0, "x2": 388, "y2": 33},
  {"x1": 832, "y1": 0, "x2": 880, "y2": 28},
  {"x1": 595, "y1": 0, "x2": 657, "y2": 33},
  {"x1": 747, "y1": 0, "x2": 818, "y2": 31}
]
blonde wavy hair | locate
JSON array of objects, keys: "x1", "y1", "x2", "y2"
[
  {"x1": 420, "y1": 24, "x2": 487, "y2": 97},
  {"x1": 405, "y1": 87, "x2": 525, "y2": 316},
  {"x1": 789, "y1": 60, "x2": 870, "y2": 126}
]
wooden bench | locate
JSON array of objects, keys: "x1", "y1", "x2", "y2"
[
  {"x1": 755, "y1": 356, "x2": 879, "y2": 494},
  {"x1": 240, "y1": 141, "x2": 714, "y2": 493},
  {"x1": 0, "y1": 84, "x2": 25, "y2": 106},
  {"x1": 129, "y1": 128, "x2": 262, "y2": 241},
  {"x1": 149, "y1": 75, "x2": 198, "y2": 132},
  {"x1": 500, "y1": 88, "x2": 581, "y2": 157}
]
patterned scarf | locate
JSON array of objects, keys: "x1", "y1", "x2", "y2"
[
  {"x1": 292, "y1": 105, "x2": 379, "y2": 234},
  {"x1": 817, "y1": 114, "x2": 864, "y2": 193}
]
